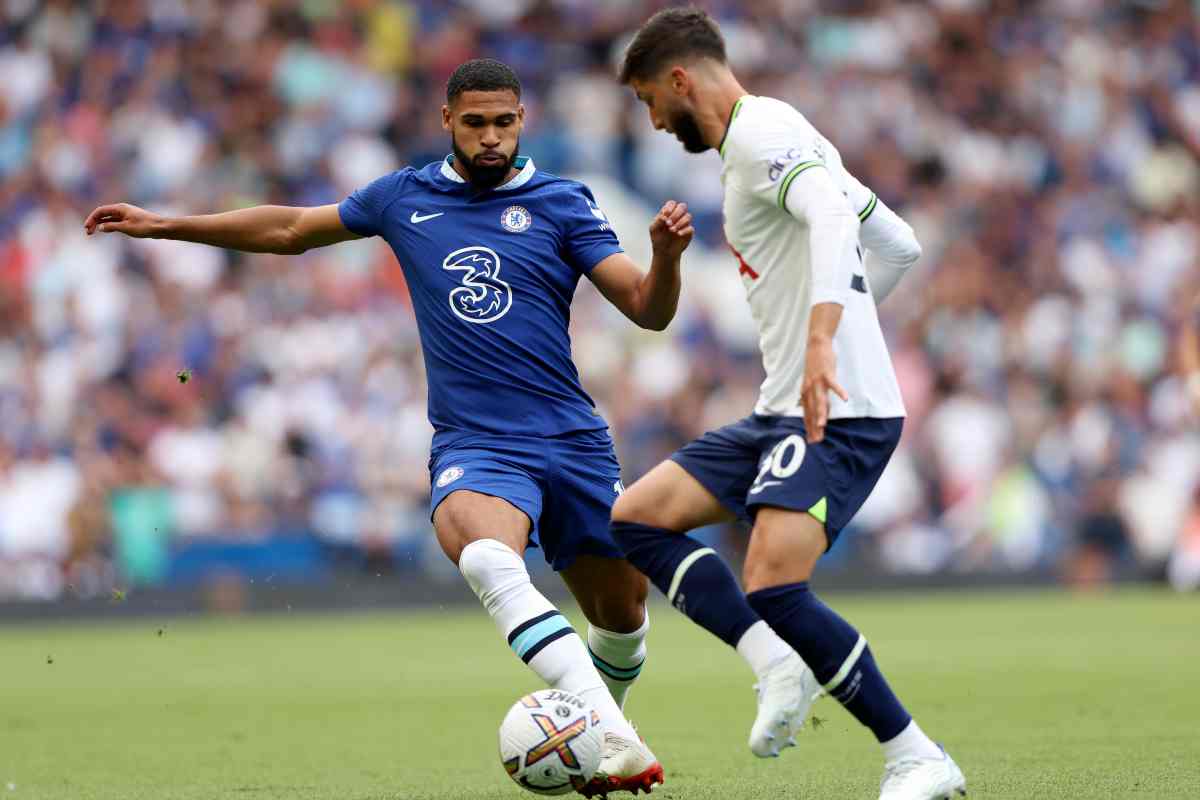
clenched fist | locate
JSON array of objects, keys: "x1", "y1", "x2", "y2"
[{"x1": 649, "y1": 200, "x2": 693, "y2": 261}]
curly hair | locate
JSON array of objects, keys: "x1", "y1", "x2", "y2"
[{"x1": 446, "y1": 59, "x2": 522, "y2": 103}]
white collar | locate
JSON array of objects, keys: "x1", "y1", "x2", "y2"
[{"x1": 440, "y1": 155, "x2": 536, "y2": 191}]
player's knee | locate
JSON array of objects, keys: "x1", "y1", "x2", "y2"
[
  {"x1": 611, "y1": 484, "x2": 676, "y2": 531},
  {"x1": 743, "y1": 514, "x2": 822, "y2": 592},
  {"x1": 610, "y1": 490, "x2": 646, "y2": 526},
  {"x1": 433, "y1": 500, "x2": 473, "y2": 563},
  {"x1": 591, "y1": 594, "x2": 647, "y2": 634},
  {"x1": 435, "y1": 493, "x2": 528, "y2": 564},
  {"x1": 595, "y1": 575, "x2": 648, "y2": 632},
  {"x1": 743, "y1": 556, "x2": 791, "y2": 594}
]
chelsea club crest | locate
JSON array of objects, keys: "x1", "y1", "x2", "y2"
[
  {"x1": 437, "y1": 466, "x2": 465, "y2": 487},
  {"x1": 501, "y1": 205, "x2": 532, "y2": 233}
]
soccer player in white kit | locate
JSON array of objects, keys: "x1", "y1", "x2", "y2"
[{"x1": 608, "y1": 8, "x2": 967, "y2": 800}]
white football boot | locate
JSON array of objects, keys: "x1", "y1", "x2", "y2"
[
  {"x1": 878, "y1": 746, "x2": 967, "y2": 800},
  {"x1": 579, "y1": 728, "x2": 664, "y2": 797},
  {"x1": 748, "y1": 650, "x2": 822, "y2": 758}
]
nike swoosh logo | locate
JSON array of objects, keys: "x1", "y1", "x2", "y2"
[
  {"x1": 748, "y1": 481, "x2": 783, "y2": 495},
  {"x1": 410, "y1": 211, "x2": 444, "y2": 224}
]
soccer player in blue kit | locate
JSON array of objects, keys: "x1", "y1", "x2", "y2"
[{"x1": 85, "y1": 59, "x2": 692, "y2": 796}]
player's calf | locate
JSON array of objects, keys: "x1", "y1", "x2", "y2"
[
  {"x1": 744, "y1": 508, "x2": 947, "y2": 772},
  {"x1": 441, "y1": 493, "x2": 641, "y2": 750},
  {"x1": 611, "y1": 464, "x2": 818, "y2": 757},
  {"x1": 457, "y1": 539, "x2": 642, "y2": 742},
  {"x1": 610, "y1": 462, "x2": 760, "y2": 647},
  {"x1": 562, "y1": 555, "x2": 651, "y2": 711},
  {"x1": 586, "y1": 619, "x2": 647, "y2": 712}
]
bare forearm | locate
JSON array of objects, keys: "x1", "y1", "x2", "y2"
[
  {"x1": 634, "y1": 253, "x2": 683, "y2": 331},
  {"x1": 158, "y1": 206, "x2": 309, "y2": 254},
  {"x1": 588, "y1": 200, "x2": 691, "y2": 330},
  {"x1": 808, "y1": 302, "x2": 843, "y2": 344}
]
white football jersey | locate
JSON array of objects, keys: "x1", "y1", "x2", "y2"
[{"x1": 720, "y1": 95, "x2": 906, "y2": 420}]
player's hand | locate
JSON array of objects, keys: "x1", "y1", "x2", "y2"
[
  {"x1": 84, "y1": 203, "x2": 163, "y2": 238},
  {"x1": 649, "y1": 200, "x2": 693, "y2": 261},
  {"x1": 800, "y1": 337, "x2": 848, "y2": 444}
]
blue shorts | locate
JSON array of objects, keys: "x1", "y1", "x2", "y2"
[
  {"x1": 429, "y1": 429, "x2": 624, "y2": 571},
  {"x1": 670, "y1": 415, "x2": 903, "y2": 547}
]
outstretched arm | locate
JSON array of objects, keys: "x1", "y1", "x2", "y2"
[
  {"x1": 83, "y1": 203, "x2": 360, "y2": 254},
  {"x1": 589, "y1": 200, "x2": 693, "y2": 332}
]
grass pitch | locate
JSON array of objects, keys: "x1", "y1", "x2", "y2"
[{"x1": 1, "y1": 589, "x2": 1197, "y2": 799}]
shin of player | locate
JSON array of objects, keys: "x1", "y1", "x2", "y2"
[
  {"x1": 440, "y1": 492, "x2": 642, "y2": 745},
  {"x1": 610, "y1": 468, "x2": 817, "y2": 760}
]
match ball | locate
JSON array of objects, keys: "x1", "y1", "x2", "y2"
[{"x1": 498, "y1": 689, "x2": 603, "y2": 795}]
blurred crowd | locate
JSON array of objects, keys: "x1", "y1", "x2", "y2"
[{"x1": 1, "y1": 0, "x2": 1199, "y2": 601}]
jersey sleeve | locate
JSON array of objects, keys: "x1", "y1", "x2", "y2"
[
  {"x1": 860, "y1": 196, "x2": 922, "y2": 305},
  {"x1": 729, "y1": 121, "x2": 831, "y2": 210},
  {"x1": 843, "y1": 171, "x2": 879, "y2": 224},
  {"x1": 730, "y1": 117, "x2": 860, "y2": 308},
  {"x1": 558, "y1": 183, "x2": 624, "y2": 274},
  {"x1": 338, "y1": 169, "x2": 409, "y2": 238},
  {"x1": 782, "y1": 167, "x2": 859, "y2": 307}
]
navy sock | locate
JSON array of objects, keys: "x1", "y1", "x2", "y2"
[
  {"x1": 611, "y1": 520, "x2": 759, "y2": 648},
  {"x1": 747, "y1": 582, "x2": 911, "y2": 742}
]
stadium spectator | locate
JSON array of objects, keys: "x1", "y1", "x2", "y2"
[{"x1": 1, "y1": 0, "x2": 1198, "y2": 598}]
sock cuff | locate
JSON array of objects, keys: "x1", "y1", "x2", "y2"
[
  {"x1": 610, "y1": 520, "x2": 677, "y2": 533},
  {"x1": 745, "y1": 581, "x2": 810, "y2": 609},
  {"x1": 587, "y1": 608, "x2": 649, "y2": 644},
  {"x1": 609, "y1": 520, "x2": 680, "y2": 546},
  {"x1": 458, "y1": 538, "x2": 522, "y2": 565},
  {"x1": 588, "y1": 646, "x2": 645, "y2": 681}
]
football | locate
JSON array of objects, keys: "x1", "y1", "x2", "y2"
[{"x1": 498, "y1": 689, "x2": 604, "y2": 795}]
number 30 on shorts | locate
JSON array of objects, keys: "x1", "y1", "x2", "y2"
[{"x1": 749, "y1": 435, "x2": 806, "y2": 495}]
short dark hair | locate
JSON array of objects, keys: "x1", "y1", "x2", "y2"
[
  {"x1": 619, "y1": 6, "x2": 726, "y2": 85},
  {"x1": 446, "y1": 59, "x2": 522, "y2": 103}
]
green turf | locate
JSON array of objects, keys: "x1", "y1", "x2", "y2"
[{"x1": 1, "y1": 589, "x2": 1197, "y2": 799}]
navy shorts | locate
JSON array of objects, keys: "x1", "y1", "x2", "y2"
[
  {"x1": 670, "y1": 415, "x2": 903, "y2": 547},
  {"x1": 429, "y1": 429, "x2": 625, "y2": 571}
]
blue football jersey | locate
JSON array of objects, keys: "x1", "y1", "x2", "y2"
[{"x1": 338, "y1": 156, "x2": 623, "y2": 441}]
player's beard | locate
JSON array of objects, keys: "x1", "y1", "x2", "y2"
[
  {"x1": 452, "y1": 134, "x2": 520, "y2": 189},
  {"x1": 669, "y1": 109, "x2": 708, "y2": 154}
]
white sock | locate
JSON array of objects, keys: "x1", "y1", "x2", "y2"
[
  {"x1": 587, "y1": 611, "x2": 649, "y2": 710},
  {"x1": 736, "y1": 620, "x2": 795, "y2": 678},
  {"x1": 458, "y1": 539, "x2": 638, "y2": 740},
  {"x1": 881, "y1": 719, "x2": 942, "y2": 763}
]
